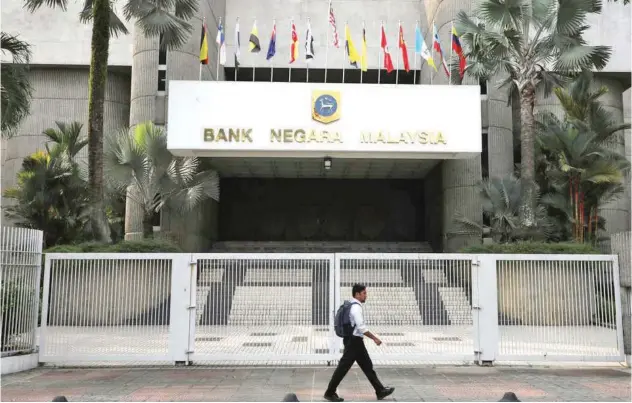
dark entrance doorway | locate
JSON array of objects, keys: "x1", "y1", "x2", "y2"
[{"x1": 218, "y1": 178, "x2": 426, "y2": 242}]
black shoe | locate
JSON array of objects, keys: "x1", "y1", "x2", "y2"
[
  {"x1": 324, "y1": 392, "x2": 344, "y2": 402},
  {"x1": 376, "y1": 387, "x2": 395, "y2": 400}
]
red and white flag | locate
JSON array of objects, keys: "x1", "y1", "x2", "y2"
[
  {"x1": 290, "y1": 22, "x2": 299, "y2": 63},
  {"x1": 328, "y1": 0, "x2": 340, "y2": 48},
  {"x1": 398, "y1": 24, "x2": 410, "y2": 72},
  {"x1": 381, "y1": 24, "x2": 394, "y2": 73}
]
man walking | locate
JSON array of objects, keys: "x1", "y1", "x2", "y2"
[{"x1": 324, "y1": 284, "x2": 395, "y2": 402}]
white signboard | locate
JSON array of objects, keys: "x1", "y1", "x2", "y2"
[{"x1": 167, "y1": 81, "x2": 482, "y2": 159}]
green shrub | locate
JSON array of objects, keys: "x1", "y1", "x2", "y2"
[
  {"x1": 44, "y1": 239, "x2": 182, "y2": 253},
  {"x1": 1, "y1": 281, "x2": 35, "y2": 351},
  {"x1": 460, "y1": 241, "x2": 601, "y2": 254}
]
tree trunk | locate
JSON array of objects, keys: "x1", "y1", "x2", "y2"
[
  {"x1": 519, "y1": 83, "x2": 537, "y2": 226},
  {"x1": 142, "y1": 213, "x2": 154, "y2": 239},
  {"x1": 88, "y1": 0, "x2": 112, "y2": 243}
]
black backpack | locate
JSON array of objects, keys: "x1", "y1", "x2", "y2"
[{"x1": 334, "y1": 300, "x2": 359, "y2": 338}]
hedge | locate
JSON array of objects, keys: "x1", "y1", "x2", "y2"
[
  {"x1": 460, "y1": 241, "x2": 601, "y2": 254},
  {"x1": 45, "y1": 239, "x2": 182, "y2": 253}
]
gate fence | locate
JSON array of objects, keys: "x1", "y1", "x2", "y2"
[
  {"x1": 39, "y1": 252, "x2": 625, "y2": 365},
  {"x1": 0, "y1": 227, "x2": 43, "y2": 357}
]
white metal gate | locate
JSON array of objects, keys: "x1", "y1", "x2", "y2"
[{"x1": 39, "y1": 252, "x2": 625, "y2": 365}]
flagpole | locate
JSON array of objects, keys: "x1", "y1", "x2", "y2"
[
  {"x1": 200, "y1": 16, "x2": 205, "y2": 81},
  {"x1": 289, "y1": 18, "x2": 293, "y2": 83},
  {"x1": 396, "y1": 20, "x2": 400, "y2": 85},
  {"x1": 449, "y1": 20, "x2": 453, "y2": 85},
  {"x1": 430, "y1": 21, "x2": 434, "y2": 85},
  {"x1": 342, "y1": 22, "x2": 347, "y2": 83},
  {"x1": 360, "y1": 20, "x2": 365, "y2": 84},
  {"x1": 216, "y1": 17, "x2": 222, "y2": 81},
  {"x1": 252, "y1": 18, "x2": 256, "y2": 82},
  {"x1": 413, "y1": 20, "x2": 418, "y2": 85},
  {"x1": 234, "y1": 17, "x2": 239, "y2": 81},
  {"x1": 378, "y1": 21, "x2": 382, "y2": 84},
  {"x1": 271, "y1": 18, "x2": 275, "y2": 82},
  {"x1": 325, "y1": 1, "x2": 330, "y2": 83},
  {"x1": 306, "y1": 17, "x2": 310, "y2": 83}
]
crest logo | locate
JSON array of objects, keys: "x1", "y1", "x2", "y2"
[{"x1": 312, "y1": 90, "x2": 341, "y2": 124}]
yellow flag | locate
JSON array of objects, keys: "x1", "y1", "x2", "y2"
[
  {"x1": 345, "y1": 25, "x2": 360, "y2": 67},
  {"x1": 360, "y1": 26, "x2": 368, "y2": 72}
]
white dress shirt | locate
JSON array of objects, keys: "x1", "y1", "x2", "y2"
[{"x1": 349, "y1": 297, "x2": 369, "y2": 337}]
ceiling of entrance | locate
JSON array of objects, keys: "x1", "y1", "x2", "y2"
[{"x1": 207, "y1": 157, "x2": 441, "y2": 179}]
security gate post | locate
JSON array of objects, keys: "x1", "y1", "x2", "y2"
[
  {"x1": 169, "y1": 254, "x2": 195, "y2": 364},
  {"x1": 472, "y1": 254, "x2": 499, "y2": 364}
]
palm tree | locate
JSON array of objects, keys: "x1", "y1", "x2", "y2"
[
  {"x1": 104, "y1": 122, "x2": 220, "y2": 238},
  {"x1": 536, "y1": 71, "x2": 631, "y2": 243},
  {"x1": 455, "y1": 0, "x2": 612, "y2": 227},
  {"x1": 4, "y1": 122, "x2": 91, "y2": 247},
  {"x1": 24, "y1": 0, "x2": 199, "y2": 242},
  {"x1": 454, "y1": 175, "x2": 556, "y2": 243},
  {"x1": 1, "y1": 32, "x2": 33, "y2": 138}
]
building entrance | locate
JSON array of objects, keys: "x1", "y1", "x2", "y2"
[{"x1": 218, "y1": 178, "x2": 426, "y2": 243}]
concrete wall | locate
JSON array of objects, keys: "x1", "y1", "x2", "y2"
[
  {"x1": 1, "y1": 68, "x2": 131, "y2": 221},
  {"x1": 0, "y1": 0, "x2": 133, "y2": 66}
]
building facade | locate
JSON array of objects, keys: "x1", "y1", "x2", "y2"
[{"x1": 2, "y1": 0, "x2": 630, "y2": 252}]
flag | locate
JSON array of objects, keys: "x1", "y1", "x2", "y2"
[
  {"x1": 398, "y1": 24, "x2": 410, "y2": 72},
  {"x1": 249, "y1": 21, "x2": 261, "y2": 52},
  {"x1": 360, "y1": 24, "x2": 368, "y2": 72},
  {"x1": 305, "y1": 22, "x2": 315, "y2": 60},
  {"x1": 290, "y1": 22, "x2": 299, "y2": 63},
  {"x1": 328, "y1": 1, "x2": 340, "y2": 48},
  {"x1": 216, "y1": 21, "x2": 226, "y2": 65},
  {"x1": 345, "y1": 25, "x2": 360, "y2": 67},
  {"x1": 266, "y1": 22, "x2": 276, "y2": 60},
  {"x1": 415, "y1": 24, "x2": 436, "y2": 71},
  {"x1": 234, "y1": 21, "x2": 241, "y2": 69},
  {"x1": 451, "y1": 25, "x2": 466, "y2": 77},
  {"x1": 432, "y1": 23, "x2": 449, "y2": 76},
  {"x1": 199, "y1": 21, "x2": 209, "y2": 65},
  {"x1": 381, "y1": 25, "x2": 394, "y2": 73}
]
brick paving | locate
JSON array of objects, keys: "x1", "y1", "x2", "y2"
[{"x1": 1, "y1": 366, "x2": 630, "y2": 402}]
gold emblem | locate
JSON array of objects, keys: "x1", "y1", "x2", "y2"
[{"x1": 311, "y1": 90, "x2": 341, "y2": 124}]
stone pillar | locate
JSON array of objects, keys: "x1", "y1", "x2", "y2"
[
  {"x1": 125, "y1": 28, "x2": 159, "y2": 240},
  {"x1": 487, "y1": 74, "x2": 514, "y2": 178},
  {"x1": 442, "y1": 157, "x2": 483, "y2": 252},
  {"x1": 593, "y1": 77, "x2": 630, "y2": 235}
]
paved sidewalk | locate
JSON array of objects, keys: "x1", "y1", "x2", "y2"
[{"x1": 1, "y1": 366, "x2": 630, "y2": 402}]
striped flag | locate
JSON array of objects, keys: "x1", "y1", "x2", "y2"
[
  {"x1": 415, "y1": 23, "x2": 436, "y2": 71},
  {"x1": 290, "y1": 22, "x2": 299, "y2": 63},
  {"x1": 328, "y1": 0, "x2": 340, "y2": 48},
  {"x1": 199, "y1": 21, "x2": 209, "y2": 65},
  {"x1": 266, "y1": 22, "x2": 276, "y2": 60},
  {"x1": 305, "y1": 21, "x2": 315, "y2": 60},
  {"x1": 216, "y1": 21, "x2": 226, "y2": 65},
  {"x1": 249, "y1": 21, "x2": 261, "y2": 52},
  {"x1": 234, "y1": 21, "x2": 241, "y2": 69},
  {"x1": 432, "y1": 23, "x2": 449, "y2": 76}
]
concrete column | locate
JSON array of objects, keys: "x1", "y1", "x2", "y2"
[
  {"x1": 593, "y1": 77, "x2": 630, "y2": 235},
  {"x1": 442, "y1": 157, "x2": 483, "y2": 252},
  {"x1": 125, "y1": 28, "x2": 159, "y2": 240},
  {"x1": 487, "y1": 75, "x2": 514, "y2": 178}
]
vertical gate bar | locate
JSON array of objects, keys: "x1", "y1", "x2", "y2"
[
  {"x1": 474, "y1": 254, "x2": 499, "y2": 364},
  {"x1": 187, "y1": 254, "x2": 198, "y2": 363},
  {"x1": 39, "y1": 255, "x2": 52, "y2": 360},
  {"x1": 612, "y1": 256, "x2": 625, "y2": 358},
  {"x1": 331, "y1": 254, "x2": 340, "y2": 358},
  {"x1": 168, "y1": 254, "x2": 194, "y2": 363}
]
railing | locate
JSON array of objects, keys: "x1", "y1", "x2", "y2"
[
  {"x1": 0, "y1": 227, "x2": 43, "y2": 356},
  {"x1": 38, "y1": 252, "x2": 625, "y2": 366}
]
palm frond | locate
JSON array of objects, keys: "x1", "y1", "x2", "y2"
[
  {"x1": 123, "y1": 0, "x2": 196, "y2": 50},
  {"x1": 1, "y1": 32, "x2": 32, "y2": 64},
  {"x1": 555, "y1": 44, "x2": 612, "y2": 72},
  {"x1": 23, "y1": 0, "x2": 68, "y2": 13},
  {"x1": 1, "y1": 64, "x2": 33, "y2": 137},
  {"x1": 79, "y1": 0, "x2": 129, "y2": 37}
]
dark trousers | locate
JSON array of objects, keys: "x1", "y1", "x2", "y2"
[{"x1": 326, "y1": 336, "x2": 384, "y2": 394}]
